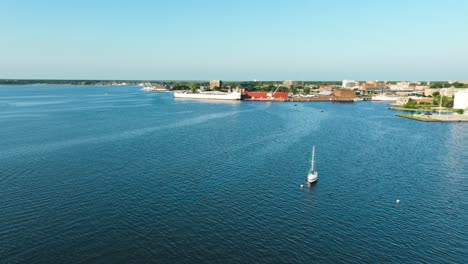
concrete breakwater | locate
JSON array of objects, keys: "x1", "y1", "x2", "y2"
[{"x1": 396, "y1": 114, "x2": 468, "y2": 122}]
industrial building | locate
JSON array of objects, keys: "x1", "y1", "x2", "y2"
[
  {"x1": 242, "y1": 92, "x2": 289, "y2": 100},
  {"x1": 333, "y1": 89, "x2": 356, "y2": 101}
]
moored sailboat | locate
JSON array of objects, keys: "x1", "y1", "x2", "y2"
[{"x1": 307, "y1": 146, "x2": 318, "y2": 185}]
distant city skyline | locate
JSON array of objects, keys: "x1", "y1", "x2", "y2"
[{"x1": 1, "y1": 0, "x2": 467, "y2": 80}]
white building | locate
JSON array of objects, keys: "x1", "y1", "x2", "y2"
[
  {"x1": 342, "y1": 80, "x2": 360, "y2": 89},
  {"x1": 453, "y1": 90, "x2": 468, "y2": 111},
  {"x1": 388, "y1": 81, "x2": 411, "y2": 90}
]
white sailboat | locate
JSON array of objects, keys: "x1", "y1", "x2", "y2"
[{"x1": 307, "y1": 146, "x2": 318, "y2": 185}]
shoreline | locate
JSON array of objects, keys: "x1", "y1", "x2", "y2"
[{"x1": 396, "y1": 114, "x2": 468, "y2": 122}]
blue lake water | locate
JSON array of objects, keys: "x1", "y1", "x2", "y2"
[{"x1": 0, "y1": 85, "x2": 466, "y2": 263}]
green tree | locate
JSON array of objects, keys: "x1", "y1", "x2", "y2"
[
  {"x1": 277, "y1": 86, "x2": 289, "y2": 93},
  {"x1": 173, "y1": 84, "x2": 189, "y2": 90},
  {"x1": 303, "y1": 87, "x2": 311, "y2": 94},
  {"x1": 403, "y1": 98, "x2": 417, "y2": 109},
  {"x1": 190, "y1": 83, "x2": 198, "y2": 93},
  {"x1": 213, "y1": 86, "x2": 220, "y2": 91},
  {"x1": 432, "y1": 95, "x2": 440, "y2": 105},
  {"x1": 442, "y1": 96, "x2": 453, "y2": 108}
]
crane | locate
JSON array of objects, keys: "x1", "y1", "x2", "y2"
[{"x1": 267, "y1": 85, "x2": 281, "y2": 100}]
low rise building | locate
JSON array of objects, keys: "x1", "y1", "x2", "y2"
[
  {"x1": 388, "y1": 81, "x2": 411, "y2": 90},
  {"x1": 342, "y1": 80, "x2": 360, "y2": 90},
  {"x1": 361, "y1": 82, "x2": 387, "y2": 91},
  {"x1": 396, "y1": 97, "x2": 433, "y2": 106},
  {"x1": 319, "y1": 85, "x2": 335, "y2": 92},
  {"x1": 414, "y1": 85, "x2": 429, "y2": 91},
  {"x1": 424, "y1": 87, "x2": 465, "y2": 97}
]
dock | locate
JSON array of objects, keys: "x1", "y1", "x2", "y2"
[
  {"x1": 243, "y1": 95, "x2": 364, "y2": 103},
  {"x1": 243, "y1": 97, "x2": 332, "y2": 102}
]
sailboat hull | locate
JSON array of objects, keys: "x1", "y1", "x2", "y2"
[{"x1": 308, "y1": 171, "x2": 318, "y2": 184}]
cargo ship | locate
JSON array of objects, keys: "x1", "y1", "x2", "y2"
[{"x1": 173, "y1": 91, "x2": 241, "y2": 100}]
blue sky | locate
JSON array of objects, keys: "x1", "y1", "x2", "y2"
[{"x1": 0, "y1": 0, "x2": 467, "y2": 80}]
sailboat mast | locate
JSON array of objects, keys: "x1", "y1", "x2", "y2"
[
  {"x1": 311, "y1": 146, "x2": 315, "y2": 171},
  {"x1": 439, "y1": 85, "x2": 444, "y2": 116}
]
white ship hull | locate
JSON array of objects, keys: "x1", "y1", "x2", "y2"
[
  {"x1": 174, "y1": 91, "x2": 241, "y2": 100},
  {"x1": 372, "y1": 95, "x2": 399, "y2": 102},
  {"x1": 141, "y1": 87, "x2": 171, "y2": 92}
]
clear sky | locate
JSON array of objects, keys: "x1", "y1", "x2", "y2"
[{"x1": 1, "y1": 0, "x2": 467, "y2": 81}]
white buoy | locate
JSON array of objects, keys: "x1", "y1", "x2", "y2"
[
  {"x1": 396, "y1": 199, "x2": 400, "y2": 204},
  {"x1": 300, "y1": 184, "x2": 304, "y2": 188}
]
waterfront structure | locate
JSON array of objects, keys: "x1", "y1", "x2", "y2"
[
  {"x1": 319, "y1": 90, "x2": 333, "y2": 96},
  {"x1": 282, "y1": 80, "x2": 296, "y2": 88},
  {"x1": 453, "y1": 90, "x2": 468, "y2": 111},
  {"x1": 342, "y1": 80, "x2": 360, "y2": 90},
  {"x1": 333, "y1": 89, "x2": 356, "y2": 101},
  {"x1": 319, "y1": 85, "x2": 335, "y2": 92},
  {"x1": 210, "y1": 80, "x2": 222, "y2": 90},
  {"x1": 242, "y1": 91, "x2": 289, "y2": 100}
]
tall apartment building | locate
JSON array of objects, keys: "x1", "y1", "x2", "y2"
[
  {"x1": 282, "y1": 80, "x2": 297, "y2": 88},
  {"x1": 210, "y1": 80, "x2": 222, "y2": 89}
]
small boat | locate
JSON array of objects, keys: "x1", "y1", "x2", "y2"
[
  {"x1": 141, "y1": 83, "x2": 172, "y2": 92},
  {"x1": 307, "y1": 146, "x2": 318, "y2": 185}
]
